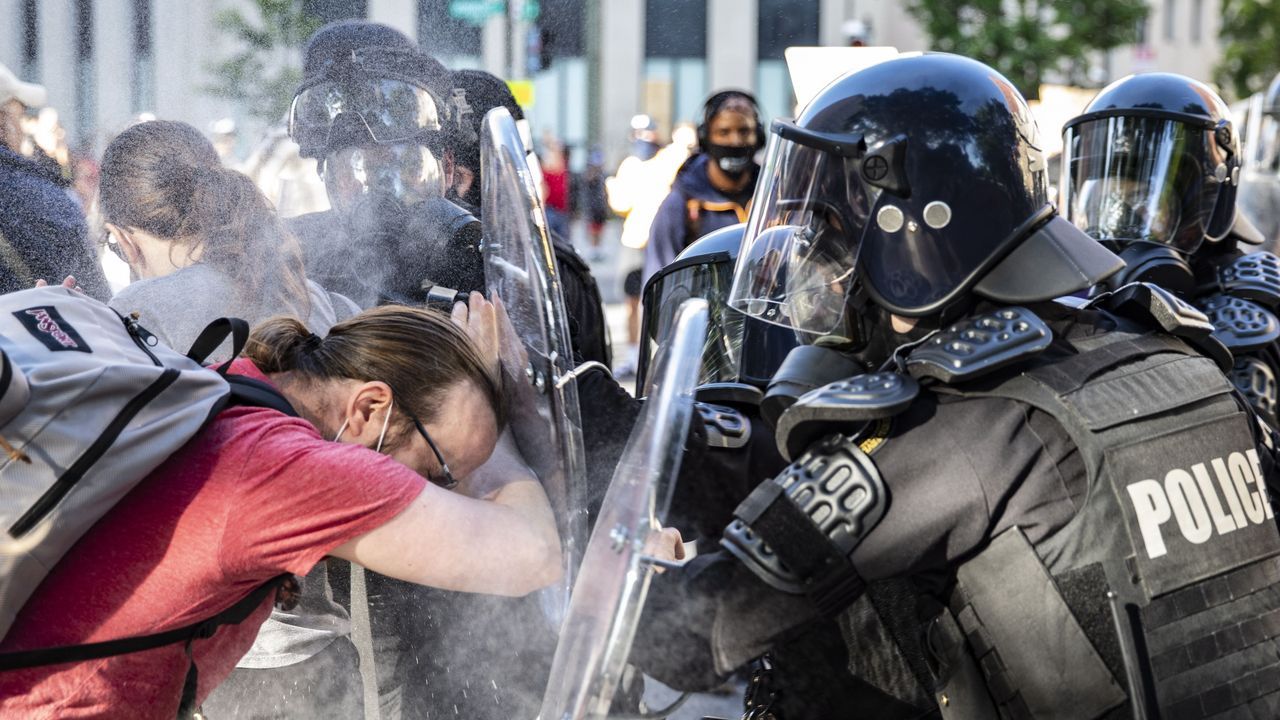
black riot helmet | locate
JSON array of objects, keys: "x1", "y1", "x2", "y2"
[
  {"x1": 1061, "y1": 73, "x2": 1243, "y2": 262},
  {"x1": 728, "y1": 53, "x2": 1121, "y2": 346},
  {"x1": 638, "y1": 223, "x2": 798, "y2": 390}
]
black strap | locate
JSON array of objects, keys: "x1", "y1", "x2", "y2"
[
  {"x1": 186, "y1": 318, "x2": 250, "y2": 376},
  {"x1": 741, "y1": 483, "x2": 864, "y2": 616},
  {"x1": 1028, "y1": 333, "x2": 1190, "y2": 394},
  {"x1": 0, "y1": 574, "x2": 290, "y2": 672},
  {"x1": 225, "y1": 374, "x2": 298, "y2": 417}
]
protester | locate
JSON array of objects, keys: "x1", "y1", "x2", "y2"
[
  {"x1": 87, "y1": 118, "x2": 369, "y2": 717},
  {"x1": 101, "y1": 120, "x2": 358, "y2": 362},
  {"x1": 579, "y1": 147, "x2": 610, "y2": 261},
  {"x1": 0, "y1": 62, "x2": 109, "y2": 300},
  {"x1": 0, "y1": 297, "x2": 568, "y2": 719},
  {"x1": 642, "y1": 90, "x2": 762, "y2": 284}
]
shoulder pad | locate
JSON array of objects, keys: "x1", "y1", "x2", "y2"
[
  {"x1": 1229, "y1": 355, "x2": 1279, "y2": 425},
  {"x1": 906, "y1": 307, "x2": 1052, "y2": 384},
  {"x1": 1106, "y1": 282, "x2": 1214, "y2": 339},
  {"x1": 1218, "y1": 252, "x2": 1280, "y2": 309},
  {"x1": 775, "y1": 372, "x2": 918, "y2": 461},
  {"x1": 695, "y1": 401, "x2": 751, "y2": 450},
  {"x1": 695, "y1": 382, "x2": 763, "y2": 407},
  {"x1": 1199, "y1": 294, "x2": 1280, "y2": 352},
  {"x1": 1107, "y1": 283, "x2": 1234, "y2": 371}
]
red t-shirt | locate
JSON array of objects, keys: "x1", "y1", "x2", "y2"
[
  {"x1": 0, "y1": 360, "x2": 426, "y2": 719},
  {"x1": 544, "y1": 168, "x2": 570, "y2": 212}
]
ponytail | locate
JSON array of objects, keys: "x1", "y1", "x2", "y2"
[
  {"x1": 240, "y1": 317, "x2": 317, "y2": 375},
  {"x1": 186, "y1": 166, "x2": 313, "y2": 320}
]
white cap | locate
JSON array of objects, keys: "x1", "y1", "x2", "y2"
[{"x1": 0, "y1": 63, "x2": 47, "y2": 108}]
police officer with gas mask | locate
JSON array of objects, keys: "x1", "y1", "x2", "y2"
[
  {"x1": 286, "y1": 21, "x2": 482, "y2": 309},
  {"x1": 624, "y1": 53, "x2": 1280, "y2": 720},
  {"x1": 1062, "y1": 73, "x2": 1280, "y2": 428}
]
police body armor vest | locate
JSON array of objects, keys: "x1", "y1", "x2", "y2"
[
  {"x1": 928, "y1": 301, "x2": 1280, "y2": 720},
  {"x1": 731, "y1": 290, "x2": 1280, "y2": 720}
]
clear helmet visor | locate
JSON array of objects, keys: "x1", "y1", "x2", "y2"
[
  {"x1": 1062, "y1": 116, "x2": 1226, "y2": 254},
  {"x1": 322, "y1": 142, "x2": 445, "y2": 214},
  {"x1": 290, "y1": 78, "x2": 442, "y2": 155},
  {"x1": 728, "y1": 135, "x2": 868, "y2": 337}
]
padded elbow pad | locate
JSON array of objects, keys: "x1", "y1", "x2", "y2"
[{"x1": 721, "y1": 434, "x2": 887, "y2": 617}]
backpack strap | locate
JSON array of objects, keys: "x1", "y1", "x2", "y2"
[
  {"x1": 186, "y1": 318, "x2": 250, "y2": 376},
  {"x1": 225, "y1": 374, "x2": 298, "y2": 417},
  {"x1": 0, "y1": 574, "x2": 291, "y2": 717}
]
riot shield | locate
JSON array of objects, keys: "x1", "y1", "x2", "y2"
[
  {"x1": 481, "y1": 106, "x2": 588, "y2": 612},
  {"x1": 538, "y1": 299, "x2": 710, "y2": 720}
]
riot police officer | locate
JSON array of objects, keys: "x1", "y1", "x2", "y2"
[
  {"x1": 628, "y1": 53, "x2": 1280, "y2": 720},
  {"x1": 1061, "y1": 73, "x2": 1280, "y2": 428},
  {"x1": 444, "y1": 68, "x2": 612, "y2": 367},
  {"x1": 285, "y1": 20, "x2": 483, "y2": 309},
  {"x1": 1239, "y1": 72, "x2": 1280, "y2": 253}
]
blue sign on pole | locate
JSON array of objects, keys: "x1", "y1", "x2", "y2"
[{"x1": 449, "y1": 0, "x2": 506, "y2": 25}]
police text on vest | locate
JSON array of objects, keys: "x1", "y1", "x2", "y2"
[{"x1": 1127, "y1": 450, "x2": 1274, "y2": 559}]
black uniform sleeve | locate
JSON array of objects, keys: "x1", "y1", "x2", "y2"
[
  {"x1": 552, "y1": 236, "x2": 611, "y2": 368},
  {"x1": 632, "y1": 553, "x2": 823, "y2": 692}
]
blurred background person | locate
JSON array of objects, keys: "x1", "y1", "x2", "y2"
[
  {"x1": 643, "y1": 90, "x2": 762, "y2": 284},
  {"x1": 0, "y1": 62, "x2": 108, "y2": 299},
  {"x1": 606, "y1": 116, "x2": 696, "y2": 378},
  {"x1": 540, "y1": 137, "x2": 572, "y2": 240},
  {"x1": 579, "y1": 146, "x2": 610, "y2": 261}
]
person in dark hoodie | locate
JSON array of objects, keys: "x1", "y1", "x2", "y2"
[
  {"x1": 0, "y1": 62, "x2": 109, "y2": 300},
  {"x1": 642, "y1": 90, "x2": 763, "y2": 283}
]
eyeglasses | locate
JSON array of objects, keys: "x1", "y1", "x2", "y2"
[
  {"x1": 404, "y1": 408, "x2": 457, "y2": 490},
  {"x1": 102, "y1": 227, "x2": 128, "y2": 263}
]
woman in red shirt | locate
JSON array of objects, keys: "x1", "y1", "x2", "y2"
[{"x1": 0, "y1": 299, "x2": 564, "y2": 719}]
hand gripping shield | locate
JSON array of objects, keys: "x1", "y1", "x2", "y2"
[
  {"x1": 538, "y1": 299, "x2": 709, "y2": 720},
  {"x1": 481, "y1": 107, "x2": 588, "y2": 614}
]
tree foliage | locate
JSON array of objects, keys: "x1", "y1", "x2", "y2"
[
  {"x1": 906, "y1": 0, "x2": 1149, "y2": 100},
  {"x1": 1216, "y1": 0, "x2": 1280, "y2": 101},
  {"x1": 206, "y1": 0, "x2": 324, "y2": 122}
]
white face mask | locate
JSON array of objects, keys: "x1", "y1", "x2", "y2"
[{"x1": 332, "y1": 395, "x2": 394, "y2": 453}]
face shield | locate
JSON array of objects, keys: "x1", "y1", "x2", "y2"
[
  {"x1": 290, "y1": 77, "x2": 443, "y2": 153},
  {"x1": 1062, "y1": 115, "x2": 1231, "y2": 254},
  {"x1": 727, "y1": 127, "x2": 871, "y2": 338}
]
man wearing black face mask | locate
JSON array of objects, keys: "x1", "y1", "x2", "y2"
[{"x1": 642, "y1": 90, "x2": 763, "y2": 284}]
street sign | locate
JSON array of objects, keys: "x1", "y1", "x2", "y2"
[{"x1": 449, "y1": 0, "x2": 506, "y2": 25}]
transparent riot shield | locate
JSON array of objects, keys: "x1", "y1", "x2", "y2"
[
  {"x1": 538, "y1": 299, "x2": 710, "y2": 720},
  {"x1": 481, "y1": 106, "x2": 588, "y2": 612}
]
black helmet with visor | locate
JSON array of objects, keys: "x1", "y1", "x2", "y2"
[
  {"x1": 729, "y1": 53, "x2": 1121, "y2": 344},
  {"x1": 1061, "y1": 73, "x2": 1242, "y2": 258},
  {"x1": 638, "y1": 223, "x2": 799, "y2": 390}
]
